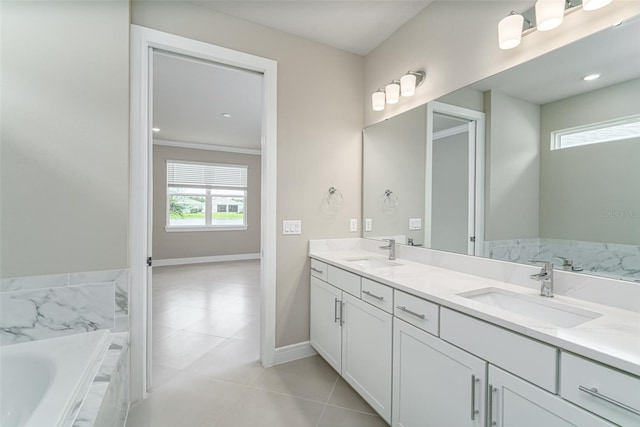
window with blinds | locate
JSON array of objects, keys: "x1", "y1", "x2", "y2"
[{"x1": 166, "y1": 160, "x2": 248, "y2": 230}]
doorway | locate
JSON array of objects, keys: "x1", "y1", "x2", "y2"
[
  {"x1": 130, "y1": 25, "x2": 277, "y2": 401},
  {"x1": 425, "y1": 102, "x2": 485, "y2": 256}
]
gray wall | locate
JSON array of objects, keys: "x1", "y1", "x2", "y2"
[
  {"x1": 152, "y1": 145, "x2": 261, "y2": 260},
  {"x1": 1, "y1": 1, "x2": 130, "y2": 277},
  {"x1": 431, "y1": 131, "x2": 469, "y2": 254},
  {"x1": 363, "y1": 106, "x2": 426, "y2": 244},
  {"x1": 539, "y1": 78, "x2": 640, "y2": 244},
  {"x1": 484, "y1": 90, "x2": 541, "y2": 241},
  {"x1": 133, "y1": 1, "x2": 364, "y2": 347}
]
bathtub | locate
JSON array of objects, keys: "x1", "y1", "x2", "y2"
[{"x1": 0, "y1": 330, "x2": 111, "y2": 427}]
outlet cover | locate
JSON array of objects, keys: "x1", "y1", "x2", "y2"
[
  {"x1": 409, "y1": 218, "x2": 422, "y2": 230},
  {"x1": 365, "y1": 218, "x2": 372, "y2": 232},
  {"x1": 350, "y1": 218, "x2": 358, "y2": 232},
  {"x1": 283, "y1": 220, "x2": 302, "y2": 235}
]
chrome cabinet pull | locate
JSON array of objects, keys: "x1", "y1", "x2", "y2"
[
  {"x1": 488, "y1": 385, "x2": 497, "y2": 426},
  {"x1": 396, "y1": 305, "x2": 426, "y2": 320},
  {"x1": 311, "y1": 267, "x2": 324, "y2": 274},
  {"x1": 470, "y1": 374, "x2": 480, "y2": 420},
  {"x1": 334, "y1": 298, "x2": 340, "y2": 323},
  {"x1": 579, "y1": 385, "x2": 640, "y2": 416},
  {"x1": 363, "y1": 290, "x2": 384, "y2": 301},
  {"x1": 340, "y1": 302, "x2": 345, "y2": 326}
]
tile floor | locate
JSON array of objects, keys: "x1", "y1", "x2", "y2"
[{"x1": 126, "y1": 261, "x2": 388, "y2": 427}]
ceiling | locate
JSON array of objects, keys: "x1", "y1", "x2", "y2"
[
  {"x1": 152, "y1": 50, "x2": 263, "y2": 150},
  {"x1": 196, "y1": 0, "x2": 433, "y2": 56}
]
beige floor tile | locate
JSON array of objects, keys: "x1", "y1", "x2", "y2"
[
  {"x1": 153, "y1": 306, "x2": 210, "y2": 329},
  {"x1": 153, "y1": 330, "x2": 227, "y2": 370},
  {"x1": 149, "y1": 363, "x2": 182, "y2": 391},
  {"x1": 152, "y1": 325, "x2": 178, "y2": 342},
  {"x1": 317, "y1": 405, "x2": 389, "y2": 427},
  {"x1": 231, "y1": 319, "x2": 260, "y2": 341},
  {"x1": 251, "y1": 356, "x2": 338, "y2": 402},
  {"x1": 187, "y1": 338, "x2": 263, "y2": 385},
  {"x1": 213, "y1": 388, "x2": 325, "y2": 427},
  {"x1": 126, "y1": 371, "x2": 247, "y2": 427},
  {"x1": 328, "y1": 377, "x2": 377, "y2": 415},
  {"x1": 185, "y1": 313, "x2": 254, "y2": 338}
]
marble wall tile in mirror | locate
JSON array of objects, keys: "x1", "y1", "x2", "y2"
[{"x1": 362, "y1": 17, "x2": 640, "y2": 282}]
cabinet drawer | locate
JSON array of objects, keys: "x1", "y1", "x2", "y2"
[
  {"x1": 361, "y1": 278, "x2": 393, "y2": 313},
  {"x1": 440, "y1": 308, "x2": 558, "y2": 393},
  {"x1": 560, "y1": 352, "x2": 640, "y2": 426},
  {"x1": 393, "y1": 291, "x2": 439, "y2": 336},
  {"x1": 328, "y1": 265, "x2": 361, "y2": 296},
  {"x1": 310, "y1": 259, "x2": 328, "y2": 281}
]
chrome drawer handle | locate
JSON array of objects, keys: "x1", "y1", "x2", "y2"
[
  {"x1": 311, "y1": 267, "x2": 324, "y2": 274},
  {"x1": 334, "y1": 298, "x2": 340, "y2": 323},
  {"x1": 363, "y1": 290, "x2": 384, "y2": 301},
  {"x1": 470, "y1": 374, "x2": 479, "y2": 420},
  {"x1": 396, "y1": 306, "x2": 426, "y2": 320},
  {"x1": 488, "y1": 385, "x2": 497, "y2": 426},
  {"x1": 579, "y1": 385, "x2": 640, "y2": 416}
]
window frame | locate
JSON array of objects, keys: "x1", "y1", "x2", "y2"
[
  {"x1": 551, "y1": 114, "x2": 640, "y2": 151},
  {"x1": 165, "y1": 160, "x2": 248, "y2": 232}
]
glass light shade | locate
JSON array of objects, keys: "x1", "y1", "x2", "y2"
[
  {"x1": 498, "y1": 14, "x2": 524, "y2": 50},
  {"x1": 535, "y1": 0, "x2": 565, "y2": 31},
  {"x1": 582, "y1": 0, "x2": 612, "y2": 11},
  {"x1": 385, "y1": 82, "x2": 400, "y2": 104},
  {"x1": 400, "y1": 73, "x2": 417, "y2": 97},
  {"x1": 372, "y1": 91, "x2": 385, "y2": 111}
]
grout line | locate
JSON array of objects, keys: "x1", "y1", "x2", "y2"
[{"x1": 315, "y1": 375, "x2": 339, "y2": 427}]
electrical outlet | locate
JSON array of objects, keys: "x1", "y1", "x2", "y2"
[
  {"x1": 283, "y1": 220, "x2": 302, "y2": 235},
  {"x1": 409, "y1": 218, "x2": 422, "y2": 230},
  {"x1": 350, "y1": 218, "x2": 358, "y2": 232},
  {"x1": 365, "y1": 218, "x2": 372, "y2": 232}
]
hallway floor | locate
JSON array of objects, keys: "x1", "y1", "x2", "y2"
[{"x1": 126, "y1": 260, "x2": 388, "y2": 427}]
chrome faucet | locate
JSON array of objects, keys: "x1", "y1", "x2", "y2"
[
  {"x1": 553, "y1": 256, "x2": 583, "y2": 272},
  {"x1": 530, "y1": 261, "x2": 554, "y2": 297},
  {"x1": 380, "y1": 239, "x2": 396, "y2": 260}
]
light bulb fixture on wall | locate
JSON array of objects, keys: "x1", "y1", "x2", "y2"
[
  {"x1": 371, "y1": 70, "x2": 425, "y2": 111},
  {"x1": 498, "y1": 0, "x2": 613, "y2": 50}
]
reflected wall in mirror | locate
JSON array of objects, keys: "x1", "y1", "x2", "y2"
[{"x1": 363, "y1": 17, "x2": 640, "y2": 282}]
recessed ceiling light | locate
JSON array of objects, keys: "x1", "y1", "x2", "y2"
[
  {"x1": 582, "y1": 73, "x2": 601, "y2": 81},
  {"x1": 221, "y1": 113, "x2": 231, "y2": 118},
  {"x1": 152, "y1": 127, "x2": 161, "y2": 132}
]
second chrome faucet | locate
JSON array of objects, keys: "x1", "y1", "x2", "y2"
[
  {"x1": 380, "y1": 239, "x2": 396, "y2": 260},
  {"x1": 530, "y1": 261, "x2": 554, "y2": 297}
]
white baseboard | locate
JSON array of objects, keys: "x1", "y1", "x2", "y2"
[
  {"x1": 272, "y1": 341, "x2": 317, "y2": 366},
  {"x1": 154, "y1": 253, "x2": 260, "y2": 267}
]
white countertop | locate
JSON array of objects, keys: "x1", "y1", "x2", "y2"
[{"x1": 309, "y1": 243, "x2": 640, "y2": 377}]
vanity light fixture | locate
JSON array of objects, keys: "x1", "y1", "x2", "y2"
[
  {"x1": 497, "y1": 0, "x2": 613, "y2": 50},
  {"x1": 385, "y1": 80, "x2": 401, "y2": 104},
  {"x1": 371, "y1": 71, "x2": 426, "y2": 111}
]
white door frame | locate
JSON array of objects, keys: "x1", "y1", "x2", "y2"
[
  {"x1": 425, "y1": 101, "x2": 485, "y2": 256},
  {"x1": 129, "y1": 25, "x2": 278, "y2": 402}
]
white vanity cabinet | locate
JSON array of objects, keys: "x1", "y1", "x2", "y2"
[
  {"x1": 309, "y1": 263, "x2": 393, "y2": 423},
  {"x1": 392, "y1": 318, "x2": 486, "y2": 427},
  {"x1": 488, "y1": 365, "x2": 613, "y2": 427}
]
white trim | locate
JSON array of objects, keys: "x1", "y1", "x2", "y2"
[
  {"x1": 432, "y1": 123, "x2": 469, "y2": 140},
  {"x1": 165, "y1": 226, "x2": 248, "y2": 232},
  {"x1": 154, "y1": 138, "x2": 262, "y2": 156},
  {"x1": 130, "y1": 25, "x2": 278, "y2": 402},
  {"x1": 426, "y1": 101, "x2": 485, "y2": 256},
  {"x1": 272, "y1": 341, "x2": 318, "y2": 366},
  {"x1": 154, "y1": 253, "x2": 260, "y2": 267}
]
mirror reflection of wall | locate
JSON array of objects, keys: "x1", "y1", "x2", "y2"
[{"x1": 362, "y1": 18, "x2": 640, "y2": 282}]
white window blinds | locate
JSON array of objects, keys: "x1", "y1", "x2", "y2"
[{"x1": 167, "y1": 161, "x2": 247, "y2": 188}]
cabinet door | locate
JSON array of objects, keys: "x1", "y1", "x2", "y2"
[
  {"x1": 392, "y1": 318, "x2": 486, "y2": 427},
  {"x1": 342, "y1": 292, "x2": 393, "y2": 424},
  {"x1": 310, "y1": 276, "x2": 343, "y2": 372},
  {"x1": 488, "y1": 365, "x2": 614, "y2": 427}
]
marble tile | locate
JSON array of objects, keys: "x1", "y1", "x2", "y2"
[
  {"x1": 0, "y1": 273, "x2": 68, "y2": 292},
  {"x1": 0, "y1": 283, "x2": 115, "y2": 345},
  {"x1": 113, "y1": 315, "x2": 129, "y2": 333},
  {"x1": 69, "y1": 269, "x2": 126, "y2": 285},
  {"x1": 114, "y1": 271, "x2": 129, "y2": 316}
]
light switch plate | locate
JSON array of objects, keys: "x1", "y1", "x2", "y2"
[
  {"x1": 409, "y1": 218, "x2": 422, "y2": 230},
  {"x1": 350, "y1": 218, "x2": 358, "y2": 232},
  {"x1": 365, "y1": 218, "x2": 372, "y2": 232},
  {"x1": 283, "y1": 220, "x2": 302, "y2": 235}
]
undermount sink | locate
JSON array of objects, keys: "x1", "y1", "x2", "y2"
[
  {"x1": 344, "y1": 256, "x2": 401, "y2": 269},
  {"x1": 457, "y1": 287, "x2": 602, "y2": 328}
]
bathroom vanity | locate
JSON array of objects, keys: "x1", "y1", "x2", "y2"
[{"x1": 309, "y1": 239, "x2": 640, "y2": 427}]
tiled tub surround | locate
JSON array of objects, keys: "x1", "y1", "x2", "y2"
[
  {"x1": 0, "y1": 269, "x2": 129, "y2": 346},
  {"x1": 0, "y1": 330, "x2": 129, "y2": 427},
  {"x1": 485, "y1": 238, "x2": 640, "y2": 281},
  {"x1": 309, "y1": 238, "x2": 640, "y2": 377}
]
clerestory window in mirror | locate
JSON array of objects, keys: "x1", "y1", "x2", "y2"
[{"x1": 552, "y1": 114, "x2": 640, "y2": 150}]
